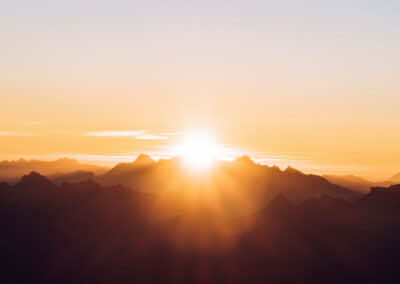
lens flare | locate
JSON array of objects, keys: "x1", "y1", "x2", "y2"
[{"x1": 176, "y1": 131, "x2": 220, "y2": 170}]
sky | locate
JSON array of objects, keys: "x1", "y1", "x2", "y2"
[{"x1": 1, "y1": 0, "x2": 400, "y2": 179}]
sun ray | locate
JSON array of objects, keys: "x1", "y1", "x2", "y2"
[{"x1": 171, "y1": 131, "x2": 220, "y2": 171}]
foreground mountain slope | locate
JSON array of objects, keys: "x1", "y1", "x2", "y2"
[{"x1": 1, "y1": 171, "x2": 400, "y2": 283}]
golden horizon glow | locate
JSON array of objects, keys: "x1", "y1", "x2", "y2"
[{"x1": 173, "y1": 131, "x2": 221, "y2": 171}]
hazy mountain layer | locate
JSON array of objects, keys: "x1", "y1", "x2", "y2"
[
  {"x1": 1, "y1": 170, "x2": 400, "y2": 283},
  {"x1": 0, "y1": 158, "x2": 108, "y2": 183}
]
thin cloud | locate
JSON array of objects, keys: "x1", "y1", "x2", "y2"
[
  {"x1": 136, "y1": 134, "x2": 168, "y2": 140},
  {"x1": 85, "y1": 130, "x2": 168, "y2": 140},
  {"x1": 85, "y1": 130, "x2": 146, "y2": 137}
]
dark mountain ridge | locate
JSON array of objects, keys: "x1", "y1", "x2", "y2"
[{"x1": 1, "y1": 161, "x2": 399, "y2": 283}]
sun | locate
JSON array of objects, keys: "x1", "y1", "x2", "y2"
[{"x1": 176, "y1": 131, "x2": 221, "y2": 170}]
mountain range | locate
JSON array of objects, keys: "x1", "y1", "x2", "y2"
[
  {"x1": 1, "y1": 168, "x2": 400, "y2": 283},
  {"x1": 94, "y1": 155, "x2": 361, "y2": 211},
  {"x1": 323, "y1": 174, "x2": 393, "y2": 194},
  {"x1": 1, "y1": 155, "x2": 398, "y2": 195},
  {"x1": 0, "y1": 158, "x2": 107, "y2": 184}
]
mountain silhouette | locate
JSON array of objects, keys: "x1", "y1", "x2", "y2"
[
  {"x1": 133, "y1": 153, "x2": 156, "y2": 166},
  {"x1": 324, "y1": 174, "x2": 392, "y2": 194},
  {"x1": 284, "y1": 165, "x2": 303, "y2": 175},
  {"x1": 391, "y1": 172, "x2": 400, "y2": 183},
  {"x1": 324, "y1": 174, "x2": 374, "y2": 193},
  {"x1": 0, "y1": 158, "x2": 107, "y2": 184},
  {"x1": 17, "y1": 171, "x2": 55, "y2": 188},
  {"x1": 2, "y1": 158, "x2": 400, "y2": 283},
  {"x1": 98, "y1": 155, "x2": 359, "y2": 206},
  {"x1": 361, "y1": 184, "x2": 400, "y2": 212},
  {"x1": 107, "y1": 154, "x2": 155, "y2": 174},
  {"x1": 51, "y1": 170, "x2": 95, "y2": 185}
]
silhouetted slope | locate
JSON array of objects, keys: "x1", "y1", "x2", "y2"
[
  {"x1": 0, "y1": 173, "x2": 158, "y2": 283},
  {"x1": 233, "y1": 187, "x2": 400, "y2": 283},
  {"x1": 133, "y1": 153, "x2": 156, "y2": 166},
  {"x1": 0, "y1": 158, "x2": 108, "y2": 183},
  {"x1": 99, "y1": 155, "x2": 360, "y2": 208},
  {"x1": 2, "y1": 166, "x2": 400, "y2": 283},
  {"x1": 97, "y1": 154, "x2": 156, "y2": 187},
  {"x1": 360, "y1": 184, "x2": 400, "y2": 213},
  {"x1": 106, "y1": 154, "x2": 155, "y2": 174},
  {"x1": 324, "y1": 174, "x2": 373, "y2": 193},
  {"x1": 16, "y1": 171, "x2": 56, "y2": 189},
  {"x1": 277, "y1": 166, "x2": 359, "y2": 202},
  {"x1": 51, "y1": 170, "x2": 95, "y2": 185},
  {"x1": 0, "y1": 182, "x2": 11, "y2": 192},
  {"x1": 324, "y1": 174, "x2": 392, "y2": 194},
  {"x1": 9, "y1": 172, "x2": 58, "y2": 208},
  {"x1": 391, "y1": 172, "x2": 400, "y2": 183}
]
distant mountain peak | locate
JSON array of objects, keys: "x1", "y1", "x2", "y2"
[
  {"x1": 18, "y1": 171, "x2": 54, "y2": 187},
  {"x1": 104, "y1": 154, "x2": 156, "y2": 177},
  {"x1": 284, "y1": 166, "x2": 303, "y2": 175},
  {"x1": 133, "y1": 154, "x2": 155, "y2": 166},
  {"x1": 235, "y1": 155, "x2": 255, "y2": 165}
]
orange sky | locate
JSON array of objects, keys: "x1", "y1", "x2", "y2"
[{"x1": 1, "y1": 1, "x2": 400, "y2": 180}]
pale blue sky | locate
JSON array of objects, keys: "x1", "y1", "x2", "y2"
[{"x1": 2, "y1": 0, "x2": 399, "y2": 83}]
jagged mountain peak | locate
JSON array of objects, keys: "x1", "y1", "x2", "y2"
[
  {"x1": 133, "y1": 154, "x2": 155, "y2": 166},
  {"x1": 284, "y1": 166, "x2": 303, "y2": 175},
  {"x1": 17, "y1": 171, "x2": 55, "y2": 188}
]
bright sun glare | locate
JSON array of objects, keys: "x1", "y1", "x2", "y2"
[{"x1": 176, "y1": 131, "x2": 221, "y2": 170}]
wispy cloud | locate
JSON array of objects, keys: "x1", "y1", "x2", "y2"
[
  {"x1": 84, "y1": 130, "x2": 169, "y2": 140},
  {"x1": 85, "y1": 130, "x2": 146, "y2": 137},
  {"x1": 135, "y1": 134, "x2": 168, "y2": 140}
]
